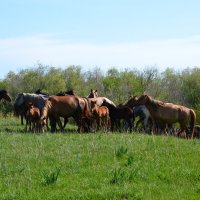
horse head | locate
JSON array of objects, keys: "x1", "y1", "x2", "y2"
[
  {"x1": 134, "y1": 94, "x2": 150, "y2": 106},
  {"x1": 87, "y1": 89, "x2": 98, "y2": 98},
  {"x1": 90, "y1": 99, "x2": 98, "y2": 113},
  {"x1": 65, "y1": 89, "x2": 75, "y2": 95},
  {"x1": 0, "y1": 90, "x2": 11, "y2": 102}
]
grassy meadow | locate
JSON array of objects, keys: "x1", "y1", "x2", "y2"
[{"x1": 0, "y1": 118, "x2": 200, "y2": 200}]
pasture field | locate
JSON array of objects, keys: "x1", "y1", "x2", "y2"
[{"x1": 0, "y1": 118, "x2": 200, "y2": 200}]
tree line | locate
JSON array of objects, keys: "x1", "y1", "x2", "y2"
[{"x1": 0, "y1": 64, "x2": 200, "y2": 121}]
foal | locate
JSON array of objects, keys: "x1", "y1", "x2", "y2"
[
  {"x1": 26, "y1": 102, "x2": 41, "y2": 133},
  {"x1": 91, "y1": 100, "x2": 110, "y2": 132}
]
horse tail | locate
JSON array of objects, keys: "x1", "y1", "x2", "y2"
[
  {"x1": 41, "y1": 100, "x2": 52, "y2": 119},
  {"x1": 81, "y1": 98, "x2": 92, "y2": 118},
  {"x1": 190, "y1": 109, "x2": 196, "y2": 139}
]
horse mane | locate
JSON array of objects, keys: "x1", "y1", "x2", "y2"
[
  {"x1": 102, "y1": 100, "x2": 116, "y2": 111},
  {"x1": 0, "y1": 90, "x2": 8, "y2": 95},
  {"x1": 147, "y1": 95, "x2": 164, "y2": 110}
]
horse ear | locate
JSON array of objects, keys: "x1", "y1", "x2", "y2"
[
  {"x1": 91, "y1": 89, "x2": 93, "y2": 92},
  {"x1": 95, "y1": 90, "x2": 97, "y2": 92}
]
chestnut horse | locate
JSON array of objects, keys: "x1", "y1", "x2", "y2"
[
  {"x1": 91, "y1": 100, "x2": 110, "y2": 132},
  {"x1": 40, "y1": 95, "x2": 92, "y2": 132},
  {"x1": 134, "y1": 95, "x2": 196, "y2": 138},
  {"x1": 26, "y1": 102, "x2": 41, "y2": 133}
]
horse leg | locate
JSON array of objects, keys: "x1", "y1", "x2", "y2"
[
  {"x1": 21, "y1": 114, "x2": 24, "y2": 125},
  {"x1": 127, "y1": 119, "x2": 132, "y2": 133},
  {"x1": 63, "y1": 117, "x2": 68, "y2": 130},
  {"x1": 110, "y1": 119, "x2": 114, "y2": 132},
  {"x1": 50, "y1": 116, "x2": 56, "y2": 133},
  {"x1": 56, "y1": 117, "x2": 63, "y2": 132}
]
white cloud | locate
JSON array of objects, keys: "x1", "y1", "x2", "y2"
[{"x1": 0, "y1": 34, "x2": 200, "y2": 78}]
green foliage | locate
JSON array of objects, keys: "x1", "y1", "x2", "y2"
[{"x1": 1, "y1": 64, "x2": 200, "y2": 116}]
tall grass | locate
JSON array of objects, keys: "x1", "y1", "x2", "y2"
[{"x1": 0, "y1": 118, "x2": 199, "y2": 199}]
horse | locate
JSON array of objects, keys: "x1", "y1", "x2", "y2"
[
  {"x1": 121, "y1": 96, "x2": 152, "y2": 132},
  {"x1": 134, "y1": 94, "x2": 196, "y2": 138},
  {"x1": 102, "y1": 100, "x2": 134, "y2": 132},
  {"x1": 14, "y1": 93, "x2": 48, "y2": 126},
  {"x1": 132, "y1": 105, "x2": 152, "y2": 132},
  {"x1": 40, "y1": 95, "x2": 92, "y2": 133},
  {"x1": 0, "y1": 90, "x2": 11, "y2": 102},
  {"x1": 91, "y1": 100, "x2": 110, "y2": 132},
  {"x1": 193, "y1": 125, "x2": 200, "y2": 139},
  {"x1": 26, "y1": 102, "x2": 41, "y2": 133},
  {"x1": 87, "y1": 89, "x2": 98, "y2": 98}
]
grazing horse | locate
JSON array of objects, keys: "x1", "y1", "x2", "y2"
[
  {"x1": 122, "y1": 96, "x2": 152, "y2": 132},
  {"x1": 0, "y1": 90, "x2": 11, "y2": 102},
  {"x1": 102, "y1": 100, "x2": 134, "y2": 132},
  {"x1": 87, "y1": 89, "x2": 98, "y2": 98},
  {"x1": 91, "y1": 100, "x2": 110, "y2": 132},
  {"x1": 134, "y1": 94, "x2": 196, "y2": 138},
  {"x1": 193, "y1": 125, "x2": 200, "y2": 139},
  {"x1": 40, "y1": 95, "x2": 92, "y2": 133},
  {"x1": 14, "y1": 93, "x2": 48, "y2": 125}
]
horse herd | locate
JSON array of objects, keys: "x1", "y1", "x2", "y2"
[{"x1": 0, "y1": 89, "x2": 199, "y2": 139}]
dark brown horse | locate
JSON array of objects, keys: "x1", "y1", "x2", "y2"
[
  {"x1": 134, "y1": 95, "x2": 196, "y2": 138},
  {"x1": 120, "y1": 96, "x2": 152, "y2": 132},
  {"x1": 102, "y1": 100, "x2": 134, "y2": 132},
  {"x1": 0, "y1": 90, "x2": 11, "y2": 102},
  {"x1": 40, "y1": 95, "x2": 92, "y2": 132}
]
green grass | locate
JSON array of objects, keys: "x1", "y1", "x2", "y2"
[{"x1": 0, "y1": 118, "x2": 199, "y2": 199}]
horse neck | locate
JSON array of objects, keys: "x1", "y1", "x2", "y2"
[
  {"x1": 145, "y1": 97, "x2": 161, "y2": 112},
  {"x1": 125, "y1": 100, "x2": 133, "y2": 108},
  {"x1": 107, "y1": 103, "x2": 116, "y2": 112}
]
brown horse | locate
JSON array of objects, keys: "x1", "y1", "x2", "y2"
[
  {"x1": 0, "y1": 90, "x2": 11, "y2": 102},
  {"x1": 91, "y1": 100, "x2": 110, "y2": 132},
  {"x1": 26, "y1": 102, "x2": 41, "y2": 133},
  {"x1": 134, "y1": 95, "x2": 196, "y2": 138},
  {"x1": 40, "y1": 95, "x2": 92, "y2": 132}
]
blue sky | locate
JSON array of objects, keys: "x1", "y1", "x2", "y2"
[{"x1": 0, "y1": 0, "x2": 200, "y2": 78}]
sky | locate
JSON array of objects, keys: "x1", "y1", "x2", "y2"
[{"x1": 0, "y1": 0, "x2": 200, "y2": 78}]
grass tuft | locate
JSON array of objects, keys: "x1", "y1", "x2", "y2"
[
  {"x1": 42, "y1": 166, "x2": 61, "y2": 186},
  {"x1": 115, "y1": 145, "x2": 128, "y2": 158}
]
